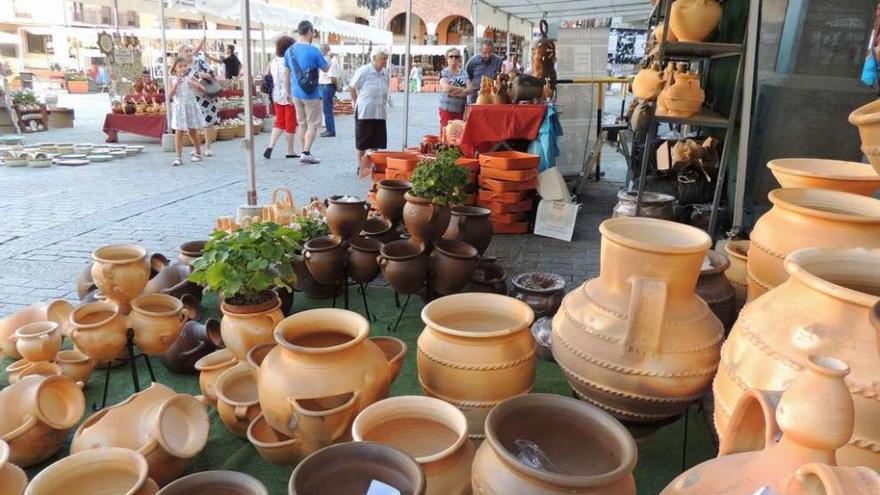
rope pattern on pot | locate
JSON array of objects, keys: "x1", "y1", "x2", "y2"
[
  {"x1": 749, "y1": 239, "x2": 787, "y2": 261},
  {"x1": 740, "y1": 326, "x2": 804, "y2": 372},
  {"x1": 746, "y1": 272, "x2": 773, "y2": 292},
  {"x1": 555, "y1": 358, "x2": 707, "y2": 404},
  {"x1": 417, "y1": 345, "x2": 536, "y2": 371},
  {"x1": 727, "y1": 277, "x2": 748, "y2": 289},
  {"x1": 578, "y1": 282, "x2": 628, "y2": 320},
  {"x1": 571, "y1": 388, "x2": 675, "y2": 420},
  {"x1": 418, "y1": 378, "x2": 533, "y2": 408}
]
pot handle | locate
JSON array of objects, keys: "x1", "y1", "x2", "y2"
[
  {"x1": 718, "y1": 389, "x2": 782, "y2": 456},
  {"x1": 3, "y1": 415, "x2": 37, "y2": 442},
  {"x1": 234, "y1": 405, "x2": 250, "y2": 420},
  {"x1": 289, "y1": 391, "x2": 360, "y2": 443},
  {"x1": 180, "y1": 340, "x2": 209, "y2": 358},
  {"x1": 621, "y1": 276, "x2": 666, "y2": 353},
  {"x1": 377, "y1": 255, "x2": 388, "y2": 269},
  {"x1": 303, "y1": 250, "x2": 312, "y2": 260},
  {"x1": 273, "y1": 187, "x2": 294, "y2": 207},
  {"x1": 264, "y1": 309, "x2": 283, "y2": 329}
]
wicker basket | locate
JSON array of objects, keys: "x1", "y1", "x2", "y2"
[
  {"x1": 217, "y1": 126, "x2": 237, "y2": 141},
  {"x1": 251, "y1": 123, "x2": 262, "y2": 135},
  {"x1": 234, "y1": 124, "x2": 246, "y2": 138}
]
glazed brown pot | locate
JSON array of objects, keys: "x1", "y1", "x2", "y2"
[
  {"x1": 444, "y1": 206, "x2": 493, "y2": 255},
  {"x1": 303, "y1": 236, "x2": 347, "y2": 285},
  {"x1": 157, "y1": 470, "x2": 268, "y2": 495},
  {"x1": 91, "y1": 243, "x2": 151, "y2": 314},
  {"x1": 696, "y1": 250, "x2": 737, "y2": 333},
  {"x1": 465, "y1": 258, "x2": 507, "y2": 294},
  {"x1": 430, "y1": 239, "x2": 480, "y2": 296},
  {"x1": 510, "y1": 272, "x2": 566, "y2": 319},
  {"x1": 289, "y1": 441, "x2": 426, "y2": 495},
  {"x1": 472, "y1": 394, "x2": 637, "y2": 495},
  {"x1": 160, "y1": 318, "x2": 222, "y2": 374},
  {"x1": 143, "y1": 262, "x2": 202, "y2": 302},
  {"x1": 360, "y1": 216, "x2": 396, "y2": 244},
  {"x1": 326, "y1": 196, "x2": 369, "y2": 239},
  {"x1": 403, "y1": 193, "x2": 452, "y2": 249},
  {"x1": 178, "y1": 240, "x2": 207, "y2": 265},
  {"x1": 378, "y1": 240, "x2": 429, "y2": 295},
  {"x1": 292, "y1": 259, "x2": 343, "y2": 299},
  {"x1": 376, "y1": 180, "x2": 412, "y2": 225},
  {"x1": 348, "y1": 237, "x2": 383, "y2": 284},
  {"x1": 723, "y1": 240, "x2": 749, "y2": 312}
]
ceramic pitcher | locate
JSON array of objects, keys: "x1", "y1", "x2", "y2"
[
  {"x1": 14, "y1": 321, "x2": 62, "y2": 362},
  {"x1": 91, "y1": 243, "x2": 151, "y2": 314}
]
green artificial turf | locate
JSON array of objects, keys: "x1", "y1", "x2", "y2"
[{"x1": 7, "y1": 287, "x2": 717, "y2": 494}]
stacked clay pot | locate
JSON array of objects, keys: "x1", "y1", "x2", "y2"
[
  {"x1": 404, "y1": 192, "x2": 452, "y2": 249},
  {"x1": 669, "y1": 0, "x2": 722, "y2": 42},
  {"x1": 0, "y1": 299, "x2": 73, "y2": 358},
  {"x1": 0, "y1": 440, "x2": 27, "y2": 495},
  {"x1": 696, "y1": 250, "x2": 737, "y2": 332},
  {"x1": 68, "y1": 301, "x2": 128, "y2": 362},
  {"x1": 632, "y1": 62, "x2": 665, "y2": 101},
  {"x1": 714, "y1": 247, "x2": 880, "y2": 470},
  {"x1": 347, "y1": 237, "x2": 383, "y2": 285},
  {"x1": 129, "y1": 294, "x2": 187, "y2": 355},
  {"x1": 417, "y1": 293, "x2": 536, "y2": 438},
  {"x1": 25, "y1": 447, "x2": 160, "y2": 495},
  {"x1": 552, "y1": 217, "x2": 723, "y2": 437},
  {"x1": 219, "y1": 291, "x2": 284, "y2": 360},
  {"x1": 767, "y1": 158, "x2": 880, "y2": 196},
  {"x1": 658, "y1": 67, "x2": 705, "y2": 117},
  {"x1": 747, "y1": 188, "x2": 880, "y2": 300},
  {"x1": 472, "y1": 394, "x2": 637, "y2": 494},
  {"x1": 849, "y1": 98, "x2": 880, "y2": 173},
  {"x1": 90, "y1": 243, "x2": 151, "y2": 314},
  {"x1": 379, "y1": 240, "x2": 429, "y2": 295},
  {"x1": 723, "y1": 239, "x2": 749, "y2": 311},
  {"x1": 326, "y1": 195, "x2": 369, "y2": 239},
  {"x1": 431, "y1": 239, "x2": 480, "y2": 296}
]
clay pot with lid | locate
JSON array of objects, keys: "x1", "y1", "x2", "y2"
[
  {"x1": 71, "y1": 382, "x2": 210, "y2": 485},
  {"x1": 669, "y1": 0, "x2": 722, "y2": 41},
  {"x1": 178, "y1": 240, "x2": 207, "y2": 265},
  {"x1": 55, "y1": 349, "x2": 95, "y2": 384},
  {"x1": 612, "y1": 190, "x2": 676, "y2": 220},
  {"x1": 632, "y1": 62, "x2": 665, "y2": 101},
  {"x1": 255, "y1": 309, "x2": 407, "y2": 458},
  {"x1": 768, "y1": 158, "x2": 880, "y2": 196},
  {"x1": 714, "y1": 247, "x2": 880, "y2": 470},
  {"x1": 348, "y1": 237, "x2": 383, "y2": 284},
  {"x1": 510, "y1": 272, "x2": 566, "y2": 319},
  {"x1": 696, "y1": 250, "x2": 737, "y2": 332},
  {"x1": 786, "y1": 464, "x2": 880, "y2": 495},
  {"x1": 431, "y1": 239, "x2": 480, "y2": 296},
  {"x1": 404, "y1": 193, "x2": 452, "y2": 249},
  {"x1": 0, "y1": 440, "x2": 27, "y2": 495},
  {"x1": 91, "y1": 243, "x2": 151, "y2": 314},
  {"x1": 157, "y1": 470, "x2": 268, "y2": 495},
  {"x1": 418, "y1": 293, "x2": 536, "y2": 438},
  {"x1": 376, "y1": 180, "x2": 412, "y2": 225},
  {"x1": 160, "y1": 318, "x2": 222, "y2": 374},
  {"x1": 659, "y1": 70, "x2": 704, "y2": 117},
  {"x1": 379, "y1": 240, "x2": 429, "y2": 295},
  {"x1": 352, "y1": 395, "x2": 475, "y2": 495},
  {"x1": 289, "y1": 441, "x2": 426, "y2": 495},
  {"x1": 215, "y1": 362, "x2": 261, "y2": 438},
  {"x1": 25, "y1": 447, "x2": 159, "y2": 495},
  {"x1": 69, "y1": 301, "x2": 128, "y2": 362},
  {"x1": 552, "y1": 217, "x2": 723, "y2": 437},
  {"x1": 220, "y1": 291, "x2": 284, "y2": 360},
  {"x1": 130, "y1": 294, "x2": 186, "y2": 355},
  {"x1": 747, "y1": 188, "x2": 880, "y2": 300},
  {"x1": 0, "y1": 299, "x2": 74, "y2": 358},
  {"x1": 0, "y1": 375, "x2": 85, "y2": 466},
  {"x1": 849, "y1": 98, "x2": 880, "y2": 173},
  {"x1": 444, "y1": 205, "x2": 493, "y2": 255},
  {"x1": 303, "y1": 236, "x2": 346, "y2": 285},
  {"x1": 14, "y1": 321, "x2": 62, "y2": 362},
  {"x1": 195, "y1": 348, "x2": 238, "y2": 405},
  {"x1": 723, "y1": 239, "x2": 749, "y2": 311},
  {"x1": 472, "y1": 394, "x2": 637, "y2": 495},
  {"x1": 326, "y1": 195, "x2": 369, "y2": 239}
]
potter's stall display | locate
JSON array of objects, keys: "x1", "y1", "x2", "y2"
[{"x1": 24, "y1": 447, "x2": 160, "y2": 495}]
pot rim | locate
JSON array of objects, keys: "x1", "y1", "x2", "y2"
[
  {"x1": 91, "y1": 243, "x2": 148, "y2": 264},
  {"x1": 303, "y1": 235, "x2": 344, "y2": 252},
  {"x1": 55, "y1": 349, "x2": 91, "y2": 364},
  {"x1": 768, "y1": 188, "x2": 880, "y2": 224},
  {"x1": 178, "y1": 240, "x2": 207, "y2": 256},
  {"x1": 131, "y1": 293, "x2": 183, "y2": 317},
  {"x1": 70, "y1": 301, "x2": 120, "y2": 329},
  {"x1": 767, "y1": 158, "x2": 880, "y2": 183},
  {"x1": 849, "y1": 98, "x2": 880, "y2": 126},
  {"x1": 221, "y1": 294, "x2": 281, "y2": 316},
  {"x1": 33, "y1": 374, "x2": 86, "y2": 429},
  {"x1": 784, "y1": 247, "x2": 880, "y2": 309},
  {"x1": 700, "y1": 250, "x2": 730, "y2": 276},
  {"x1": 421, "y1": 293, "x2": 534, "y2": 338},
  {"x1": 377, "y1": 179, "x2": 413, "y2": 191},
  {"x1": 328, "y1": 195, "x2": 366, "y2": 205},
  {"x1": 26, "y1": 447, "x2": 150, "y2": 495},
  {"x1": 616, "y1": 189, "x2": 676, "y2": 205},
  {"x1": 359, "y1": 218, "x2": 392, "y2": 237},
  {"x1": 600, "y1": 217, "x2": 711, "y2": 255},
  {"x1": 349, "y1": 237, "x2": 383, "y2": 253},
  {"x1": 404, "y1": 191, "x2": 442, "y2": 205},
  {"x1": 724, "y1": 239, "x2": 749, "y2": 261},
  {"x1": 246, "y1": 413, "x2": 298, "y2": 449},
  {"x1": 511, "y1": 272, "x2": 566, "y2": 294},
  {"x1": 484, "y1": 394, "x2": 638, "y2": 489},
  {"x1": 157, "y1": 470, "x2": 268, "y2": 495},
  {"x1": 433, "y1": 239, "x2": 478, "y2": 259},
  {"x1": 151, "y1": 394, "x2": 210, "y2": 459},
  {"x1": 215, "y1": 363, "x2": 259, "y2": 407},
  {"x1": 450, "y1": 205, "x2": 492, "y2": 217},
  {"x1": 380, "y1": 239, "x2": 425, "y2": 260},
  {"x1": 14, "y1": 320, "x2": 58, "y2": 339},
  {"x1": 273, "y1": 308, "x2": 370, "y2": 355},
  {"x1": 351, "y1": 395, "x2": 468, "y2": 464},
  {"x1": 194, "y1": 348, "x2": 237, "y2": 371},
  {"x1": 5, "y1": 359, "x2": 31, "y2": 374}
]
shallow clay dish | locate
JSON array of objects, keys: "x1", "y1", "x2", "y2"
[
  {"x1": 768, "y1": 158, "x2": 880, "y2": 196},
  {"x1": 56, "y1": 159, "x2": 90, "y2": 167},
  {"x1": 90, "y1": 154, "x2": 113, "y2": 162}
]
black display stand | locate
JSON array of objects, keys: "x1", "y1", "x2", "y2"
[{"x1": 93, "y1": 328, "x2": 157, "y2": 410}]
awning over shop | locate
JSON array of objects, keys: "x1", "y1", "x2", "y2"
[
  {"x1": 22, "y1": 26, "x2": 278, "y2": 42},
  {"x1": 476, "y1": 3, "x2": 533, "y2": 39},
  {"x1": 390, "y1": 44, "x2": 466, "y2": 56},
  {"x1": 479, "y1": 0, "x2": 653, "y2": 23}
]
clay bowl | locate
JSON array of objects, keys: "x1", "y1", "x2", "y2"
[
  {"x1": 178, "y1": 240, "x2": 207, "y2": 265},
  {"x1": 303, "y1": 236, "x2": 346, "y2": 285},
  {"x1": 348, "y1": 237, "x2": 383, "y2": 284},
  {"x1": 0, "y1": 440, "x2": 27, "y2": 495},
  {"x1": 25, "y1": 447, "x2": 159, "y2": 495},
  {"x1": 157, "y1": 470, "x2": 268, "y2": 495},
  {"x1": 55, "y1": 349, "x2": 95, "y2": 384},
  {"x1": 247, "y1": 414, "x2": 302, "y2": 465},
  {"x1": 378, "y1": 240, "x2": 429, "y2": 295},
  {"x1": 767, "y1": 158, "x2": 880, "y2": 196},
  {"x1": 289, "y1": 441, "x2": 426, "y2": 495}
]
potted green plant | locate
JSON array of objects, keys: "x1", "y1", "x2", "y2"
[{"x1": 403, "y1": 147, "x2": 470, "y2": 247}]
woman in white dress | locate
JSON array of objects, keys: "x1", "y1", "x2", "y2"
[{"x1": 168, "y1": 57, "x2": 205, "y2": 166}]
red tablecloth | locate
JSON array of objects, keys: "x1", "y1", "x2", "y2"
[
  {"x1": 219, "y1": 104, "x2": 267, "y2": 120},
  {"x1": 459, "y1": 104, "x2": 547, "y2": 157},
  {"x1": 102, "y1": 105, "x2": 267, "y2": 143}
]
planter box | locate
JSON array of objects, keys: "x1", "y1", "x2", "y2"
[{"x1": 68, "y1": 80, "x2": 90, "y2": 94}]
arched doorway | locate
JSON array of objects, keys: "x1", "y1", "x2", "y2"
[
  {"x1": 436, "y1": 15, "x2": 473, "y2": 45},
  {"x1": 388, "y1": 12, "x2": 427, "y2": 45}
]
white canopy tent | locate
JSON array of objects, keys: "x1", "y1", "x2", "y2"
[{"x1": 477, "y1": 0, "x2": 654, "y2": 23}]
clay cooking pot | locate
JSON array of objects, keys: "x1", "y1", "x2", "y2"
[
  {"x1": 195, "y1": 348, "x2": 238, "y2": 405},
  {"x1": 160, "y1": 318, "x2": 222, "y2": 374},
  {"x1": 465, "y1": 258, "x2": 508, "y2": 294},
  {"x1": 849, "y1": 98, "x2": 880, "y2": 173},
  {"x1": 767, "y1": 158, "x2": 880, "y2": 196},
  {"x1": 157, "y1": 470, "x2": 268, "y2": 495},
  {"x1": 220, "y1": 292, "x2": 284, "y2": 360},
  {"x1": 68, "y1": 301, "x2": 128, "y2": 362},
  {"x1": 696, "y1": 250, "x2": 737, "y2": 332},
  {"x1": 379, "y1": 240, "x2": 429, "y2": 295},
  {"x1": 24, "y1": 447, "x2": 159, "y2": 495},
  {"x1": 91, "y1": 244, "x2": 151, "y2": 314},
  {"x1": 444, "y1": 205, "x2": 493, "y2": 255},
  {"x1": 376, "y1": 180, "x2": 412, "y2": 225},
  {"x1": 215, "y1": 362, "x2": 261, "y2": 438},
  {"x1": 55, "y1": 349, "x2": 95, "y2": 384},
  {"x1": 326, "y1": 195, "x2": 369, "y2": 240},
  {"x1": 348, "y1": 237, "x2": 383, "y2": 284},
  {"x1": 510, "y1": 272, "x2": 566, "y2": 319},
  {"x1": 430, "y1": 239, "x2": 480, "y2": 295},
  {"x1": 722, "y1": 239, "x2": 749, "y2": 312},
  {"x1": 0, "y1": 299, "x2": 74, "y2": 358},
  {"x1": 303, "y1": 236, "x2": 347, "y2": 285},
  {"x1": 178, "y1": 240, "x2": 207, "y2": 265},
  {"x1": 14, "y1": 321, "x2": 62, "y2": 362},
  {"x1": 403, "y1": 193, "x2": 452, "y2": 249},
  {"x1": 129, "y1": 294, "x2": 186, "y2": 355}
]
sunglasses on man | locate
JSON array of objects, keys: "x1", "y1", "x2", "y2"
[{"x1": 448, "y1": 54, "x2": 461, "y2": 59}]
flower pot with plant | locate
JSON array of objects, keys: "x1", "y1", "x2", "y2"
[
  {"x1": 403, "y1": 148, "x2": 469, "y2": 248},
  {"x1": 189, "y1": 222, "x2": 302, "y2": 360}
]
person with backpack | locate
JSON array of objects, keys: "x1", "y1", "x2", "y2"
[
  {"x1": 263, "y1": 35, "x2": 298, "y2": 159},
  {"x1": 284, "y1": 20, "x2": 329, "y2": 164}
]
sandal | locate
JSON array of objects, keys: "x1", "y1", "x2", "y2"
[
  {"x1": 286, "y1": 153, "x2": 300, "y2": 158},
  {"x1": 172, "y1": 158, "x2": 182, "y2": 166},
  {"x1": 191, "y1": 154, "x2": 202, "y2": 162}
]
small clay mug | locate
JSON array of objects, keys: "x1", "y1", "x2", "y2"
[
  {"x1": 215, "y1": 362, "x2": 261, "y2": 438},
  {"x1": 14, "y1": 321, "x2": 62, "y2": 362}
]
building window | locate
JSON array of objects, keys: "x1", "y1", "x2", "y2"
[
  {"x1": 124, "y1": 10, "x2": 140, "y2": 27},
  {"x1": 0, "y1": 45, "x2": 15, "y2": 58},
  {"x1": 101, "y1": 6, "x2": 113, "y2": 25},
  {"x1": 26, "y1": 33, "x2": 50, "y2": 54}
]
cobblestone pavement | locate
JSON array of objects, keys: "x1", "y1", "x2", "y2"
[{"x1": 0, "y1": 92, "x2": 625, "y2": 316}]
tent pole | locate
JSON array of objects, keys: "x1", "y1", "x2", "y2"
[
  {"x1": 402, "y1": 0, "x2": 413, "y2": 148},
  {"x1": 472, "y1": 0, "x2": 478, "y2": 55},
  {"x1": 160, "y1": 0, "x2": 170, "y2": 132},
  {"x1": 242, "y1": 0, "x2": 257, "y2": 206},
  {"x1": 505, "y1": 15, "x2": 511, "y2": 58}
]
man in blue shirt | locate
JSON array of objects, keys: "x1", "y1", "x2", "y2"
[
  {"x1": 465, "y1": 40, "x2": 503, "y2": 104},
  {"x1": 284, "y1": 20, "x2": 329, "y2": 164}
]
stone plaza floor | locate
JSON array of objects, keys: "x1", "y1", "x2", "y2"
[{"x1": 0, "y1": 91, "x2": 627, "y2": 316}]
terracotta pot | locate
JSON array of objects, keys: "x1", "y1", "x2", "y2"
[
  {"x1": 178, "y1": 240, "x2": 207, "y2": 265},
  {"x1": 14, "y1": 321, "x2": 62, "y2": 362},
  {"x1": 472, "y1": 394, "x2": 637, "y2": 495},
  {"x1": 5, "y1": 359, "x2": 33, "y2": 384},
  {"x1": 552, "y1": 217, "x2": 723, "y2": 437},
  {"x1": 659, "y1": 71, "x2": 704, "y2": 117},
  {"x1": 55, "y1": 348, "x2": 95, "y2": 384},
  {"x1": 292, "y1": 259, "x2": 343, "y2": 299},
  {"x1": 379, "y1": 240, "x2": 429, "y2": 295},
  {"x1": 418, "y1": 293, "x2": 535, "y2": 438},
  {"x1": 91, "y1": 244, "x2": 151, "y2": 314},
  {"x1": 376, "y1": 180, "x2": 412, "y2": 225},
  {"x1": 654, "y1": 24, "x2": 677, "y2": 43},
  {"x1": 669, "y1": 0, "x2": 722, "y2": 41},
  {"x1": 431, "y1": 239, "x2": 480, "y2": 296},
  {"x1": 0, "y1": 440, "x2": 27, "y2": 495},
  {"x1": 71, "y1": 383, "x2": 210, "y2": 485},
  {"x1": 510, "y1": 272, "x2": 566, "y2": 319},
  {"x1": 326, "y1": 196, "x2": 369, "y2": 239},
  {"x1": 722, "y1": 240, "x2": 749, "y2": 312},
  {"x1": 465, "y1": 258, "x2": 507, "y2": 294},
  {"x1": 195, "y1": 348, "x2": 238, "y2": 406},
  {"x1": 666, "y1": 355, "x2": 856, "y2": 494},
  {"x1": 25, "y1": 447, "x2": 159, "y2": 495},
  {"x1": 157, "y1": 470, "x2": 268, "y2": 495},
  {"x1": 353, "y1": 396, "x2": 475, "y2": 495},
  {"x1": 143, "y1": 262, "x2": 202, "y2": 302},
  {"x1": 289, "y1": 441, "x2": 427, "y2": 495},
  {"x1": 848, "y1": 98, "x2": 880, "y2": 174},
  {"x1": 873, "y1": 301, "x2": 880, "y2": 356},
  {"x1": 786, "y1": 464, "x2": 880, "y2": 495},
  {"x1": 130, "y1": 294, "x2": 186, "y2": 355},
  {"x1": 612, "y1": 190, "x2": 677, "y2": 220},
  {"x1": 768, "y1": 158, "x2": 880, "y2": 196},
  {"x1": 215, "y1": 362, "x2": 261, "y2": 438},
  {"x1": 747, "y1": 188, "x2": 880, "y2": 300},
  {"x1": 388, "y1": 153, "x2": 422, "y2": 171},
  {"x1": 360, "y1": 215, "x2": 395, "y2": 244},
  {"x1": 69, "y1": 301, "x2": 128, "y2": 362},
  {"x1": 303, "y1": 236, "x2": 347, "y2": 285},
  {"x1": 404, "y1": 193, "x2": 452, "y2": 249},
  {"x1": 256, "y1": 309, "x2": 406, "y2": 458},
  {"x1": 247, "y1": 413, "x2": 301, "y2": 465},
  {"x1": 17, "y1": 361, "x2": 64, "y2": 382},
  {"x1": 696, "y1": 250, "x2": 737, "y2": 333},
  {"x1": 714, "y1": 247, "x2": 880, "y2": 470},
  {"x1": 444, "y1": 206, "x2": 493, "y2": 255},
  {"x1": 220, "y1": 293, "x2": 284, "y2": 360},
  {"x1": 160, "y1": 318, "x2": 222, "y2": 374},
  {"x1": 348, "y1": 237, "x2": 383, "y2": 284},
  {"x1": 632, "y1": 62, "x2": 665, "y2": 101},
  {"x1": 0, "y1": 375, "x2": 85, "y2": 466},
  {"x1": 0, "y1": 299, "x2": 74, "y2": 358}
]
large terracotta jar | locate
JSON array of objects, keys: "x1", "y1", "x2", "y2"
[
  {"x1": 91, "y1": 243, "x2": 151, "y2": 314},
  {"x1": 220, "y1": 292, "x2": 284, "y2": 360},
  {"x1": 723, "y1": 239, "x2": 749, "y2": 311},
  {"x1": 129, "y1": 294, "x2": 186, "y2": 355},
  {"x1": 25, "y1": 447, "x2": 160, "y2": 495},
  {"x1": 352, "y1": 396, "x2": 475, "y2": 495},
  {"x1": 404, "y1": 193, "x2": 452, "y2": 249},
  {"x1": 696, "y1": 250, "x2": 737, "y2": 332},
  {"x1": 379, "y1": 240, "x2": 429, "y2": 295},
  {"x1": 786, "y1": 464, "x2": 880, "y2": 495},
  {"x1": 69, "y1": 301, "x2": 128, "y2": 362},
  {"x1": 747, "y1": 188, "x2": 880, "y2": 300},
  {"x1": 255, "y1": 309, "x2": 406, "y2": 460},
  {"x1": 714, "y1": 247, "x2": 880, "y2": 470},
  {"x1": 326, "y1": 195, "x2": 369, "y2": 239},
  {"x1": 666, "y1": 355, "x2": 863, "y2": 494},
  {"x1": 444, "y1": 206, "x2": 493, "y2": 255},
  {"x1": 669, "y1": 0, "x2": 722, "y2": 42},
  {"x1": 658, "y1": 70, "x2": 704, "y2": 117},
  {"x1": 472, "y1": 394, "x2": 637, "y2": 495},
  {"x1": 552, "y1": 217, "x2": 723, "y2": 437},
  {"x1": 0, "y1": 299, "x2": 73, "y2": 358},
  {"x1": 849, "y1": 98, "x2": 880, "y2": 173},
  {"x1": 157, "y1": 471, "x2": 268, "y2": 495},
  {"x1": 0, "y1": 375, "x2": 85, "y2": 467},
  {"x1": 71, "y1": 383, "x2": 210, "y2": 485},
  {"x1": 632, "y1": 62, "x2": 665, "y2": 101},
  {"x1": 418, "y1": 293, "x2": 535, "y2": 438},
  {"x1": 767, "y1": 158, "x2": 880, "y2": 196},
  {"x1": 376, "y1": 179, "x2": 412, "y2": 225},
  {"x1": 431, "y1": 239, "x2": 480, "y2": 296},
  {"x1": 0, "y1": 440, "x2": 27, "y2": 495}
]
